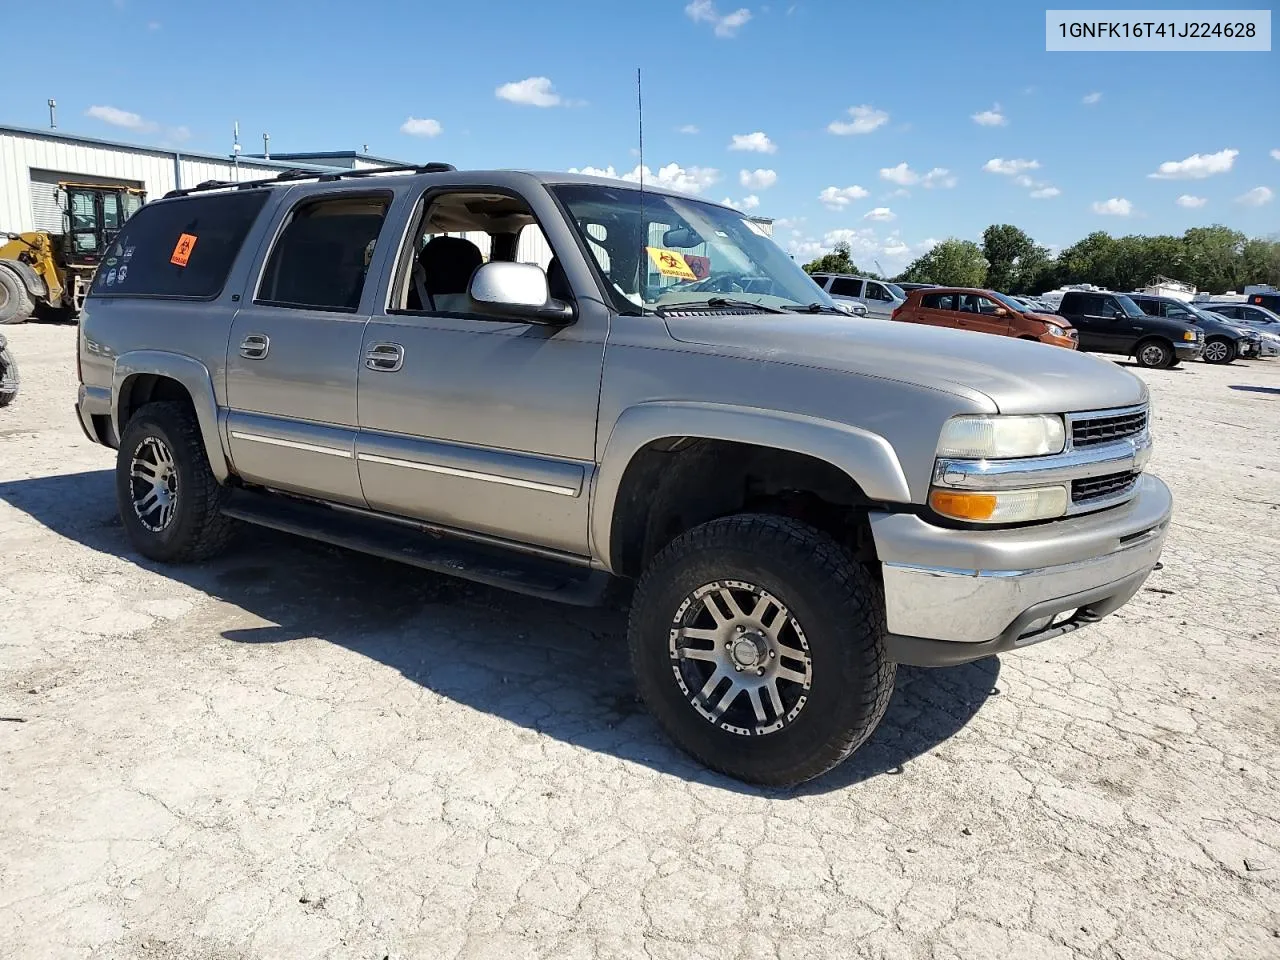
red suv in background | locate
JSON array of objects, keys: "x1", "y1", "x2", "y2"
[{"x1": 893, "y1": 287, "x2": 1078, "y2": 349}]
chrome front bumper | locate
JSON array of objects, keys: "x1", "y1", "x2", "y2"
[{"x1": 870, "y1": 474, "x2": 1172, "y2": 665}]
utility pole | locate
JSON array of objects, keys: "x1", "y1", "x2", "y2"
[{"x1": 47, "y1": 99, "x2": 57, "y2": 129}]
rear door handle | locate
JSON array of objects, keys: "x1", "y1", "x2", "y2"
[
  {"x1": 239, "y1": 334, "x2": 269, "y2": 359},
  {"x1": 364, "y1": 342, "x2": 404, "y2": 372}
]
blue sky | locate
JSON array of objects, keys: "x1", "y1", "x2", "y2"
[{"x1": 6, "y1": 0, "x2": 1277, "y2": 272}]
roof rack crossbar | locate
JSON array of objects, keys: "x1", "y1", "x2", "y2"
[{"x1": 163, "y1": 161, "x2": 457, "y2": 198}]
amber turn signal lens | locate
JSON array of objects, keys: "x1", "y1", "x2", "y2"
[{"x1": 929, "y1": 489, "x2": 998, "y2": 521}]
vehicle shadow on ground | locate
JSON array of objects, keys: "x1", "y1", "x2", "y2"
[
  {"x1": 1229, "y1": 384, "x2": 1280, "y2": 396},
  {"x1": 1114, "y1": 361, "x2": 1189, "y2": 372},
  {"x1": 0, "y1": 469, "x2": 999, "y2": 796}
]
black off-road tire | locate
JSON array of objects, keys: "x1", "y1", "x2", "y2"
[
  {"x1": 0, "y1": 265, "x2": 35, "y2": 325},
  {"x1": 0, "y1": 344, "x2": 18, "y2": 407},
  {"x1": 115, "y1": 401, "x2": 237, "y2": 562},
  {"x1": 1202, "y1": 337, "x2": 1236, "y2": 365},
  {"x1": 628, "y1": 514, "x2": 896, "y2": 787},
  {"x1": 1135, "y1": 338, "x2": 1174, "y2": 369}
]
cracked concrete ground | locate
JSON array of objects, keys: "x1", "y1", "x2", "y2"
[{"x1": 1, "y1": 322, "x2": 1278, "y2": 960}]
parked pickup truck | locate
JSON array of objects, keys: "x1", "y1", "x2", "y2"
[{"x1": 76, "y1": 166, "x2": 1172, "y2": 785}]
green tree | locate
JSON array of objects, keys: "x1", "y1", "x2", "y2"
[
  {"x1": 802, "y1": 241, "x2": 860, "y2": 276},
  {"x1": 1181, "y1": 226, "x2": 1246, "y2": 292},
  {"x1": 898, "y1": 239, "x2": 987, "y2": 287},
  {"x1": 1241, "y1": 238, "x2": 1280, "y2": 288},
  {"x1": 982, "y1": 224, "x2": 1047, "y2": 293}
]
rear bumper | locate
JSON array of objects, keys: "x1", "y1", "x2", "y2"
[{"x1": 870, "y1": 474, "x2": 1172, "y2": 665}]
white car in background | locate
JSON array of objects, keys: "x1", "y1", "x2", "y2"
[{"x1": 808, "y1": 273, "x2": 906, "y2": 319}]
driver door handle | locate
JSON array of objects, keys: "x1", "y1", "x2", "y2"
[
  {"x1": 239, "y1": 334, "x2": 269, "y2": 359},
  {"x1": 364, "y1": 342, "x2": 404, "y2": 372}
]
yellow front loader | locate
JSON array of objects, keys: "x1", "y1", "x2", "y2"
[{"x1": 0, "y1": 181, "x2": 145, "y2": 324}]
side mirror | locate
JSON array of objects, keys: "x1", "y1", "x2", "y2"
[{"x1": 469, "y1": 261, "x2": 575, "y2": 325}]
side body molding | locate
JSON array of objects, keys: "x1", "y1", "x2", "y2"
[
  {"x1": 112, "y1": 350, "x2": 230, "y2": 482},
  {"x1": 590, "y1": 400, "x2": 913, "y2": 571}
]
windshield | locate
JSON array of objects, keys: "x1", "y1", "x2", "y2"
[
  {"x1": 991, "y1": 291, "x2": 1030, "y2": 312},
  {"x1": 881, "y1": 281, "x2": 906, "y2": 299},
  {"x1": 550, "y1": 183, "x2": 835, "y2": 313},
  {"x1": 1115, "y1": 294, "x2": 1146, "y2": 318}
]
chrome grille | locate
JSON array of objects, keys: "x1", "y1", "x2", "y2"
[
  {"x1": 1072, "y1": 471, "x2": 1138, "y2": 504},
  {"x1": 1071, "y1": 408, "x2": 1148, "y2": 447}
]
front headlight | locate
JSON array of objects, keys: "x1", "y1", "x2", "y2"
[
  {"x1": 936, "y1": 415, "x2": 1066, "y2": 460},
  {"x1": 1045, "y1": 323, "x2": 1065, "y2": 338}
]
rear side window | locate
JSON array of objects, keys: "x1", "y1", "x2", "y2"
[
  {"x1": 864, "y1": 282, "x2": 893, "y2": 302},
  {"x1": 256, "y1": 195, "x2": 390, "y2": 313},
  {"x1": 921, "y1": 292, "x2": 956, "y2": 310},
  {"x1": 90, "y1": 191, "x2": 268, "y2": 299},
  {"x1": 830, "y1": 277, "x2": 861, "y2": 297},
  {"x1": 1132, "y1": 298, "x2": 1159, "y2": 316}
]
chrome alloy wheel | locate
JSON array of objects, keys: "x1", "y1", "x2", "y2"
[
  {"x1": 129, "y1": 436, "x2": 179, "y2": 532},
  {"x1": 1203, "y1": 339, "x2": 1230, "y2": 362},
  {"x1": 668, "y1": 580, "x2": 813, "y2": 736}
]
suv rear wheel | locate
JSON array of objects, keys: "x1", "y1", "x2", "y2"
[
  {"x1": 1202, "y1": 337, "x2": 1236, "y2": 364},
  {"x1": 115, "y1": 401, "x2": 237, "y2": 562},
  {"x1": 628, "y1": 514, "x2": 896, "y2": 786}
]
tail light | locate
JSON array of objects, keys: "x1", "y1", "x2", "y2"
[{"x1": 891, "y1": 306, "x2": 902, "y2": 321}]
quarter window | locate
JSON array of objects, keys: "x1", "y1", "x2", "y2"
[
  {"x1": 921, "y1": 292, "x2": 956, "y2": 310},
  {"x1": 864, "y1": 282, "x2": 892, "y2": 302},
  {"x1": 256, "y1": 195, "x2": 390, "y2": 313},
  {"x1": 89, "y1": 190, "x2": 268, "y2": 299}
]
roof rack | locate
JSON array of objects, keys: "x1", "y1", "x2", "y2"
[{"x1": 163, "y1": 162, "x2": 457, "y2": 199}]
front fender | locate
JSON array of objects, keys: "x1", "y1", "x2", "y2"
[
  {"x1": 112, "y1": 350, "x2": 230, "y2": 482},
  {"x1": 590, "y1": 400, "x2": 912, "y2": 571}
]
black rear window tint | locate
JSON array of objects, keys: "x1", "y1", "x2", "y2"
[{"x1": 90, "y1": 191, "x2": 269, "y2": 300}]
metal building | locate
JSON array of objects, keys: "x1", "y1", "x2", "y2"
[{"x1": 0, "y1": 124, "x2": 361, "y2": 236}]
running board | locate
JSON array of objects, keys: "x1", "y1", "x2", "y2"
[{"x1": 220, "y1": 488, "x2": 611, "y2": 607}]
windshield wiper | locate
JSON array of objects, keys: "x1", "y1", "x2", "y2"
[
  {"x1": 655, "y1": 297, "x2": 789, "y2": 317},
  {"x1": 784, "y1": 302, "x2": 847, "y2": 314}
]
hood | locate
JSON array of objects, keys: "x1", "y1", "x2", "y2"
[
  {"x1": 663, "y1": 313, "x2": 1147, "y2": 415},
  {"x1": 1025, "y1": 311, "x2": 1071, "y2": 328}
]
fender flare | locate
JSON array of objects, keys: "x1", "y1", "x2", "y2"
[
  {"x1": 0, "y1": 259, "x2": 48, "y2": 301},
  {"x1": 112, "y1": 350, "x2": 230, "y2": 482},
  {"x1": 590, "y1": 400, "x2": 913, "y2": 571}
]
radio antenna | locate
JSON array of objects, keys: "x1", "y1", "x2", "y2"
[{"x1": 636, "y1": 67, "x2": 647, "y2": 300}]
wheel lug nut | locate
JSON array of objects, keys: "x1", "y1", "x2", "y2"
[
  {"x1": 769, "y1": 650, "x2": 776, "y2": 658},
  {"x1": 725, "y1": 642, "x2": 733, "y2": 649},
  {"x1": 757, "y1": 668, "x2": 765, "y2": 676},
  {"x1": 735, "y1": 665, "x2": 743, "y2": 672}
]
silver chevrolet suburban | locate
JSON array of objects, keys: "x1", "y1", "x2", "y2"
[{"x1": 75, "y1": 165, "x2": 1172, "y2": 785}]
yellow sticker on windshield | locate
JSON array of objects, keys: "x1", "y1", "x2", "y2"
[{"x1": 646, "y1": 246, "x2": 697, "y2": 281}]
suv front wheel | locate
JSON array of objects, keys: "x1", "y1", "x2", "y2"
[
  {"x1": 1202, "y1": 337, "x2": 1236, "y2": 364},
  {"x1": 628, "y1": 514, "x2": 896, "y2": 786},
  {"x1": 115, "y1": 401, "x2": 237, "y2": 563}
]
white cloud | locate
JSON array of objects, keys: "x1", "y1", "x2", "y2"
[
  {"x1": 881, "y1": 240, "x2": 911, "y2": 257},
  {"x1": 788, "y1": 238, "x2": 824, "y2": 260},
  {"x1": 570, "y1": 162, "x2": 720, "y2": 195},
  {"x1": 495, "y1": 76, "x2": 569, "y2": 107},
  {"x1": 887, "y1": 188, "x2": 911, "y2": 198},
  {"x1": 685, "y1": 0, "x2": 752, "y2": 37},
  {"x1": 823, "y1": 228, "x2": 880, "y2": 256},
  {"x1": 1082, "y1": 92, "x2": 1102, "y2": 105},
  {"x1": 1030, "y1": 186, "x2": 1061, "y2": 199},
  {"x1": 921, "y1": 167, "x2": 956, "y2": 189},
  {"x1": 984, "y1": 158, "x2": 1041, "y2": 175},
  {"x1": 1014, "y1": 174, "x2": 1034, "y2": 188},
  {"x1": 819, "y1": 185, "x2": 869, "y2": 209},
  {"x1": 1272, "y1": 149, "x2": 1280, "y2": 161},
  {"x1": 739, "y1": 168, "x2": 778, "y2": 190},
  {"x1": 85, "y1": 105, "x2": 155, "y2": 132},
  {"x1": 1092, "y1": 198, "x2": 1133, "y2": 216},
  {"x1": 827, "y1": 105, "x2": 889, "y2": 136},
  {"x1": 724, "y1": 194, "x2": 760, "y2": 210},
  {"x1": 729, "y1": 131, "x2": 776, "y2": 153},
  {"x1": 971, "y1": 104, "x2": 1007, "y2": 127},
  {"x1": 1149, "y1": 148, "x2": 1238, "y2": 179},
  {"x1": 677, "y1": 124, "x2": 700, "y2": 134},
  {"x1": 1236, "y1": 186, "x2": 1274, "y2": 207},
  {"x1": 773, "y1": 216, "x2": 805, "y2": 230},
  {"x1": 400, "y1": 117, "x2": 442, "y2": 137},
  {"x1": 879, "y1": 162, "x2": 918, "y2": 186},
  {"x1": 1176, "y1": 194, "x2": 1207, "y2": 208},
  {"x1": 863, "y1": 207, "x2": 896, "y2": 222}
]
